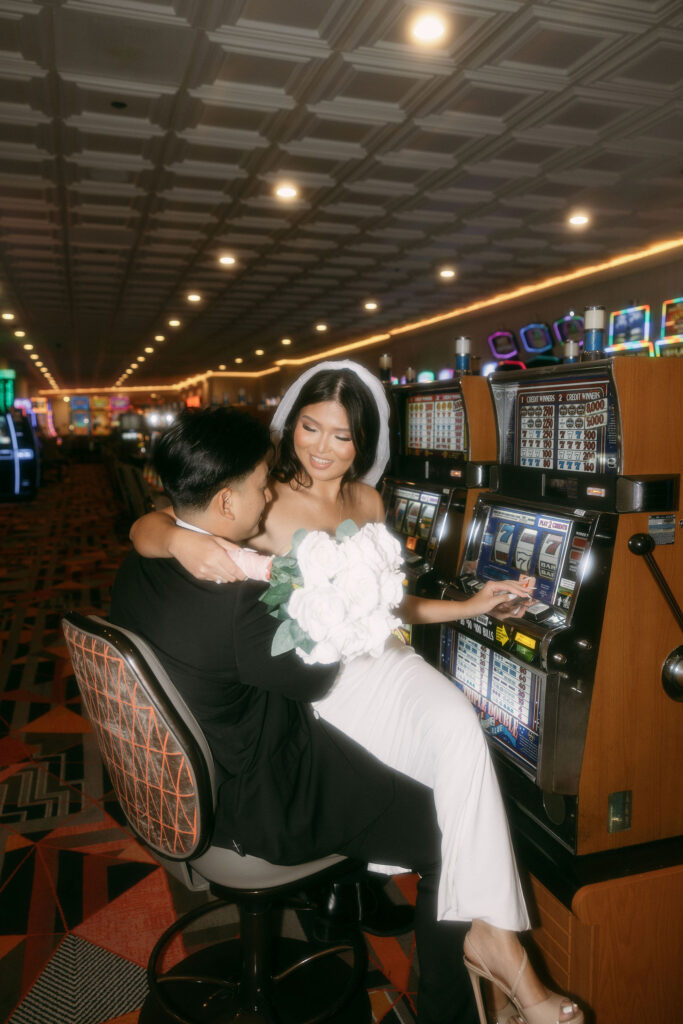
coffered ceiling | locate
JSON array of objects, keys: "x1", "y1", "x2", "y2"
[{"x1": 1, "y1": 0, "x2": 682, "y2": 389}]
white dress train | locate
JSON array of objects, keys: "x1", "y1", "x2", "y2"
[{"x1": 312, "y1": 636, "x2": 531, "y2": 932}]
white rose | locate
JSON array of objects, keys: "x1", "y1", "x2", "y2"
[
  {"x1": 296, "y1": 531, "x2": 342, "y2": 587},
  {"x1": 356, "y1": 522, "x2": 403, "y2": 571},
  {"x1": 333, "y1": 563, "x2": 380, "y2": 618},
  {"x1": 288, "y1": 585, "x2": 349, "y2": 643},
  {"x1": 326, "y1": 621, "x2": 371, "y2": 662},
  {"x1": 353, "y1": 609, "x2": 398, "y2": 660},
  {"x1": 379, "y1": 567, "x2": 406, "y2": 608}
]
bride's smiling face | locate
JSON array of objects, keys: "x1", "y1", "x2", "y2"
[{"x1": 293, "y1": 400, "x2": 356, "y2": 482}]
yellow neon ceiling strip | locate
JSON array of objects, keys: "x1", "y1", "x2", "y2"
[
  {"x1": 38, "y1": 234, "x2": 683, "y2": 394},
  {"x1": 39, "y1": 366, "x2": 281, "y2": 398}
]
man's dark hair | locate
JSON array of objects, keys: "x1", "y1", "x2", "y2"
[
  {"x1": 154, "y1": 406, "x2": 271, "y2": 511},
  {"x1": 272, "y1": 369, "x2": 379, "y2": 490}
]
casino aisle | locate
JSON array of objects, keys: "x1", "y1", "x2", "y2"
[{"x1": 0, "y1": 462, "x2": 419, "y2": 1024}]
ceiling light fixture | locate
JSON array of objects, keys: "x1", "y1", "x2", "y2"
[
  {"x1": 219, "y1": 255, "x2": 236, "y2": 266},
  {"x1": 439, "y1": 267, "x2": 456, "y2": 279},
  {"x1": 364, "y1": 300, "x2": 379, "y2": 311},
  {"x1": 145, "y1": 347, "x2": 154, "y2": 353},
  {"x1": 274, "y1": 183, "x2": 298, "y2": 200},
  {"x1": 168, "y1": 319, "x2": 181, "y2": 327},
  {"x1": 234, "y1": 357, "x2": 243, "y2": 364},
  {"x1": 411, "y1": 11, "x2": 447, "y2": 44},
  {"x1": 315, "y1": 323, "x2": 328, "y2": 332},
  {"x1": 130, "y1": 362, "x2": 138, "y2": 369},
  {"x1": 218, "y1": 364, "x2": 226, "y2": 370},
  {"x1": 30, "y1": 353, "x2": 38, "y2": 360},
  {"x1": 255, "y1": 349, "x2": 264, "y2": 356},
  {"x1": 568, "y1": 212, "x2": 590, "y2": 227},
  {"x1": 154, "y1": 334, "x2": 165, "y2": 342},
  {"x1": 14, "y1": 330, "x2": 25, "y2": 337},
  {"x1": 137, "y1": 355, "x2": 146, "y2": 362},
  {"x1": 187, "y1": 293, "x2": 202, "y2": 302},
  {"x1": 281, "y1": 337, "x2": 292, "y2": 346},
  {"x1": 23, "y1": 343, "x2": 33, "y2": 350},
  {"x1": 2, "y1": 312, "x2": 15, "y2": 320}
]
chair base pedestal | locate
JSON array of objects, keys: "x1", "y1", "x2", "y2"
[{"x1": 139, "y1": 937, "x2": 372, "y2": 1024}]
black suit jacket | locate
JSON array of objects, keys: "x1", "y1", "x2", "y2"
[{"x1": 110, "y1": 551, "x2": 396, "y2": 863}]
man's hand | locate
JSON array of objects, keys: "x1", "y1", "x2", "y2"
[{"x1": 168, "y1": 529, "x2": 247, "y2": 583}]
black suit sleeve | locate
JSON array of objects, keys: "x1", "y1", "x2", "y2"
[{"x1": 233, "y1": 581, "x2": 339, "y2": 701}]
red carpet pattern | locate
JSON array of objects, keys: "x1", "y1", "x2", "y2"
[{"x1": 0, "y1": 463, "x2": 419, "y2": 1023}]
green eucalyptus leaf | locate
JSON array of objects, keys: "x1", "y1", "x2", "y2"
[
  {"x1": 336, "y1": 518, "x2": 359, "y2": 540},
  {"x1": 271, "y1": 619, "x2": 296, "y2": 656},
  {"x1": 290, "y1": 528, "x2": 308, "y2": 556}
]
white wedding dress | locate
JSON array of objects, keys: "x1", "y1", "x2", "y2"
[{"x1": 312, "y1": 635, "x2": 531, "y2": 931}]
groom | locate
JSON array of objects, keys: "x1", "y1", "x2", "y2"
[{"x1": 110, "y1": 406, "x2": 477, "y2": 1024}]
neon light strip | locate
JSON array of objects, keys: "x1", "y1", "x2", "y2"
[
  {"x1": 655, "y1": 335, "x2": 683, "y2": 355},
  {"x1": 39, "y1": 234, "x2": 683, "y2": 396}
]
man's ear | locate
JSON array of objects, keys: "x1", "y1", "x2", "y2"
[{"x1": 216, "y1": 486, "x2": 234, "y2": 520}]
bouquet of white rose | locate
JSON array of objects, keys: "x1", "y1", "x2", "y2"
[{"x1": 259, "y1": 519, "x2": 406, "y2": 665}]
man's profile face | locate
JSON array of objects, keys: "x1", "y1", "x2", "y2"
[{"x1": 230, "y1": 459, "x2": 272, "y2": 540}]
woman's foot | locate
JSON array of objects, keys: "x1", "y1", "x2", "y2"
[{"x1": 465, "y1": 922, "x2": 582, "y2": 1023}]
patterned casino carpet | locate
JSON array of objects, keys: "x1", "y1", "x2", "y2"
[{"x1": 0, "y1": 462, "x2": 420, "y2": 1024}]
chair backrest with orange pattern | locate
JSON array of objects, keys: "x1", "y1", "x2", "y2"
[{"x1": 62, "y1": 611, "x2": 215, "y2": 863}]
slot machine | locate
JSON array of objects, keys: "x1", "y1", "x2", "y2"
[
  {"x1": 382, "y1": 376, "x2": 496, "y2": 659},
  {"x1": 0, "y1": 409, "x2": 40, "y2": 498},
  {"x1": 439, "y1": 357, "x2": 682, "y2": 1022}
]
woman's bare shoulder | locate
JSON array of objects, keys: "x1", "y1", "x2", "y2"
[{"x1": 345, "y1": 481, "x2": 385, "y2": 524}]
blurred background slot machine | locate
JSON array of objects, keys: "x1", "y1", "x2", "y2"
[
  {"x1": 440, "y1": 356, "x2": 682, "y2": 1023},
  {"x1": 382, "y1": 374, "x2": 496, "y2": 660}
]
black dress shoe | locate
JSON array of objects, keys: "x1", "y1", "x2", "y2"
[{"x1": 318, "y1": 874, "x2": 414, "y2": 938}]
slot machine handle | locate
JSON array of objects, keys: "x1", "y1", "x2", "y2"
[{"x1": 628, "y1": 533, "x2": 683, "y2": 632}]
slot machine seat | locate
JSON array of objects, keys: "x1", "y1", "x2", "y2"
[{"x1": 61, "y1": 611, "x2": 370, "y2": 1024}]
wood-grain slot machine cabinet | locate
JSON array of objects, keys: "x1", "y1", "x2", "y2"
[
  {"x1": 438, "y1": 357, "x2": 682, "y2": 1023},
  {"x1": 381, "y1": 376, "x2": 496, "y2": 661}
]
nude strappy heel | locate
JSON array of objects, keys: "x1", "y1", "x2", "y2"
[
  {"x1": 487, "y1": 999, "x2": 519, "y2": 1024},
  {"x1": 464, "y1": 933, "x2": 584, "y2": 1024}
]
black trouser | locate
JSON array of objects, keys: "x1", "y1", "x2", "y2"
[{"x1": 335, "y1": 772, "x2": 479, "y2": 1024}]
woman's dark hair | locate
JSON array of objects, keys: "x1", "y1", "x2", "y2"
[
  {"x1": 272, "y1": 369, "x2": 379, "y2": 489},
  {"x1": 154, "y1": 406, "x2": 271, "y2": 511}
]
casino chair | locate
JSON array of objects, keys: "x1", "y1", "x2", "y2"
[{"x1": 61, "y1": 611, "x2": 370, "y2": 1024}]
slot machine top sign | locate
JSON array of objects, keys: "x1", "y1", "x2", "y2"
[
  {"x1": 656, "y1": 296, "x2": 683, "y2": 356},
  {"x1": 406, "y1": 390, "x2": 468, "y2": 457},
  {"x1": 605, "y1": 304, "x2": 653, "y2": 357},
  {"x1": 490, "y1": 369, "x2": 620, "y2": 476}
]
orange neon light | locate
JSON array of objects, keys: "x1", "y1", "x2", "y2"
[{"x1": 39, "y1": 367, "x2": 282, "y2": 398}]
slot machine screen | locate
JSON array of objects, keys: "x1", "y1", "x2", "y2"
[
  {"x1": 441, "y1": 628, "x2": 542, "y2": 774},
  {"x1": 386, "y1": 485, "x2": 442, "y2": 557},
  {"x1": 463, "y1": 503, "x2": 588, "y2": 614},
  {"x1": 0, "y1": 415, "x2": 12, "y2": 449},
  {"x1": 491, "y1": 372, "x2": 620, "y2": 474},
  {"x1": 405, "y1": 391, "x2": 467, "y2": 457}
]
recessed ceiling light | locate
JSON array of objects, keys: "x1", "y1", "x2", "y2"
[
  {"x1": 218, "y1": 364, "x2": 227, "y2": 370},
  {"x1": 219, "y1": 255, "x2": 236, "y2": 266},
  {"x1": 23, "y1": 343, "x2": 33, "y2": 350},
  {"x1": 145, "y1": 346, "x2": 154, "y2": 353},
  {"x1": 439, "y1": 267, "x2": 456, "y2": 279},
  {"x1": 36, "y1": 361, "x2": 43, "y2": 367},
  {"x1": 315, "y1": 323, "x2": 328, "y2": 332},
  {"x1": 274, "y1": 182, "x2": 298, "y2": 200},
  {"x1": 281, "y1": 337, "x2": 292, "y2": 346},
  {"x1": 30, "y1": 353, "x2": 39, "y2": 360},
  {"x1": 234, "y1": 357, "x2": 244, "y2": 364},
  {"x1": 168, "y1": 319, "x2": 181, "y2": 327},
  {"x1": 255, "y1": 349, "x2": 264, "y2": 356},
  {"x1": 364, "y1": 300, "x2": 379, "y2": 311},
  {"x1": 187, "y1": 293, "x2": 202, "y2": 302},
  {"x1": 568, "y1": 212, "x2": 590, "y2": 227},
  {"x1": 411, "y1": 11, "x2": 447, "y2": 44},
  {"x1": 154, "y1": 334, "x2": 165, "y2": 341},
  {"x1": 14, "y1": 330, "x2": 25, "y2": 337},
  {"x1": 137, "y1": 355, "x2": 146, "y2": 362},
  {"x1": 130, "y1": 362, "x2": 138, "y2": 369},
  {"x1": 63, "y1": 396, "x2": 70, "y2": 403},
  {"x1": 2, "y1": 312, "x2": 14, "y2": 320}
]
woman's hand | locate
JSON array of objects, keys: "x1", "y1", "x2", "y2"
[
  {"x1": 168, "y1": 529, "x2": 247, "y2": 583},
  {"x1": 461, "y1": 579, "x2": 533, "y2": 620}
]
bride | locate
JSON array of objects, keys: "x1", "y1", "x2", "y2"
[{"x1": 130, "y1": 360, "x2": 584, "y2": 1024}]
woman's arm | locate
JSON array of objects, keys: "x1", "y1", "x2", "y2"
[
  {"x1": 129, "y1": 509, "x2": 247, "y2": 582},
  {"x1": 400, "y1": 579, "x2": 532, "y2": 625}
]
